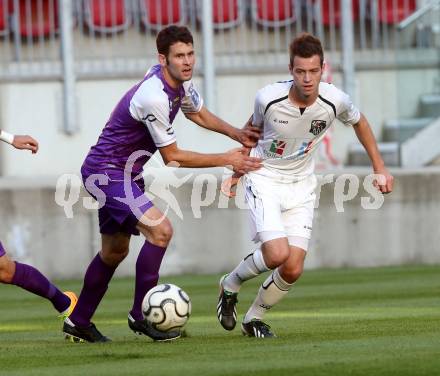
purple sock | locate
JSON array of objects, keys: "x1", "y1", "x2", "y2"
[
  {"x1": 129, "y1": 241, "x2": 166, "y2": 321},
  {"x1": 12, "y1": 262, "x2": 70, "y2": 313},
  {"x1": 69, "y1": 253, "x2": 116, "y2": 327}
]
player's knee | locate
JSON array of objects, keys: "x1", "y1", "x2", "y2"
[
  {"x1": 106, "y1": 251, "x2": 128, "y2": 266},
  {"x1": 281, "y1": 265, "x2": 304, "y2": 283},
  {"x1": 101, "y1": 245, "x2": 129, "y2": 266},
  {"x1": 265, "y1": 248, "x2": 290, "y2": 269},
  {"x1": 116, "y1": 248, "x2": 129, "y2": 262},
  {"x1": 148, "y1": 220, "x2": 173, "y2": 247}
]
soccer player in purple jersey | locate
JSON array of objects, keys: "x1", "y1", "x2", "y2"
[
  {"x1": 62, "y1": 26, "x2": 262, "y2": 343},
  {"x1": 0, "y1": 130, "x2": 77, "y2": 319}
]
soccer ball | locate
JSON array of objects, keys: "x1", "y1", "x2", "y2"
[{"x1": 142, "y1": 283, "x2": 191, "y2": 332}]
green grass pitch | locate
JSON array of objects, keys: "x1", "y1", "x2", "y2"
[{"x1": 0, "y1": 265, "x2": 439, "y2": 376}]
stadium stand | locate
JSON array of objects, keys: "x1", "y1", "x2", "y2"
[
  {"x1": 139, "y1": 0, "x2": 186, "y2": 30},
  {"x1": 16, "y1": 0, "x2": 59, "y2": 38},
  {"x1": 251, "y1": 0, "x2": 296, "y2": 27},
  {"x1": 377, "y1": 0, "x2": 417, "y2": 24},
  {"x1": 196, "y1": 0, "x2": 244, "y2": 29},
  {"x1": 0, "y1": 0, "x2": 12, "y2": 36},
  {"x1": 316, "y1": 0, "x2": 360, "y2": 26},
  {"x1": 84, "y1": 0, "x2": 131, "y2": 33}
]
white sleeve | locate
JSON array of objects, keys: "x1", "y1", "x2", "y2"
[
  {"x1": 337, "y1": 92, "x2": 361, "y2": 126},
  {"x1": 252, "y1": 90, "x2": 265, "y2": 128},
  {"x1": 129, "y1": 84, "x2": 176, "y2": 147},
  {"x1": 181, "y1": 80, "x2": 203, "y2": 113}
]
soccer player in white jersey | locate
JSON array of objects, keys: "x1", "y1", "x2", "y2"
[
  {"x1": 217, "y1": 33, "x2": 394, "y2": 338},
  {"x1": 0, "y1": 130, "x2": 77, "y2": 320}
]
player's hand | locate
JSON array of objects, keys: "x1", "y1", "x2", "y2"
[
  {"x1": 12, "y1": 135, "x2": 39, "y2": 154},
  {"x1": 236, "y1": 119, "x2": 261, "y2": 148},
  {"x1": 221, "y1": 173, "x2": 243, "y2": 198},
  {"x1": 226, "y1": 147, "x2": 262, "y2": 174},
  {"x1": 373, "y1": 167, "x2": 393, "y2": 194}
]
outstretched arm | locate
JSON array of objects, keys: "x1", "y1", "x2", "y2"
[
  {"x1": 353, "y1": 113, "x2": 393, "y2": 193},
  {"x1": 184, "y1": 107, "x2": 260, "y2": 148},
  {"x1": 158, "y1": 142, "x2": 261, "y2": 175},
  {"x1": 0, "y1": 130, "x2": 39, "y2": 154}
]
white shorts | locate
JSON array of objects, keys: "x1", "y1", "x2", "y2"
[{"x1": 243, "y1": 174, "x2": 317, "y2": 250}]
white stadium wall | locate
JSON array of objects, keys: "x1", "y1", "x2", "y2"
[
  {"x1": 0, "y1": 67, "x2": 439, "y2": 278},
  {"x1": 0, "y1": 168, "x2": 440, "y2": 280},
  {"x1": 0, "y1": 67, "x2": 439, "y2": 177}
]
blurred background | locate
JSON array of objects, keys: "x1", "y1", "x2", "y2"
[{"x1": 0, "y1": 0, "x2": 439, "y2": 279}]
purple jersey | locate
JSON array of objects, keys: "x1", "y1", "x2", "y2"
[{"x1": 84, "y1": 64, "x2": 203, "y2": 174}]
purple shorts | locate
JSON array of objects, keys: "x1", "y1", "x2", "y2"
[
  {"x1": 81, "y1": 165, "x2": 153, "y2": 235},
  {"x1": 0, "y1": 241, "x2": 5, "y2": 257}
]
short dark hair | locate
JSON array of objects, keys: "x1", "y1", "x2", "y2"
[
  {"x1": 156, "y1": 26, "x2": 194, "y2": 57},
  {"x1": 289, "y1": 33, "x2": 324, "y2": 67}
]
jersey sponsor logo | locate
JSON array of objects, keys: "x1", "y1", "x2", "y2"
[
  {"x1": 269, "y1": 140, "x2": 286, "y2": 156},
  {"x1": 142, "y1": 114, "x2": 157, "y2": 122},
  {"x1": 166, "y1": 127, "x2": 174, "y2": 136},
  {"x1": 309, "y1": 120, "x2": 326, "y2": 136},
  {"x1": 298, "y1": 140, "x2": 314, "y2": 157},
  {"x1": 273, "y1": 118, "x2": 289, "y2": 124}
]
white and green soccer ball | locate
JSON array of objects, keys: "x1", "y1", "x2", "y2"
[{"x1": 142, "y1": 283, "x2": 191, "y2": 332}]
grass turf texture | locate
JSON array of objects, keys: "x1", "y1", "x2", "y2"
[{"x1": 0, "y1": 265, "x2": 439, "y2": 376}]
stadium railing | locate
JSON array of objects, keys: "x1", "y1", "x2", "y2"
[{"x1": 0, "y1": 0, "x2": 438, "y2": 80}]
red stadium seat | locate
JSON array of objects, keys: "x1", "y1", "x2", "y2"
[
  {"x1": 213, "y1": 0, "x2": 241, "y2": 25},
  {"x1": 17, "y1": 0, "x2": 59, "y2": 38},
  {"x1": 251, "y1": 0, "x2": 296, "y2": 27},
  {"x1": 0, "y1": 0, "x2": 13, "y2": 35},
  {"x1": 140, "y1": 0, "x2": 185, "y2": 30},
  {"x1": 377, "y1": 0, "x2": 416, "y2": 24},
  {"x1": 196, "y1": 0, "x2": 244, "y2": 29},
  {"x1": 84, "y1": 0, "x2": 131, "y2": 33},
  {"x1": 316, "y1": 0, "x2": 359, "y2": 26}
]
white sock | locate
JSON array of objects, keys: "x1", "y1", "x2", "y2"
[
  {"x1": 222, "y1": 248, "x2": 270, "y2": 293},
  {"x1": 243, "y1": 268, "x2": 294, "y2": 323}
]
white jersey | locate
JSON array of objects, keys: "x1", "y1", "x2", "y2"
[{"x1": 250, "y1": 80, "x2": 360, "y2": 181}]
